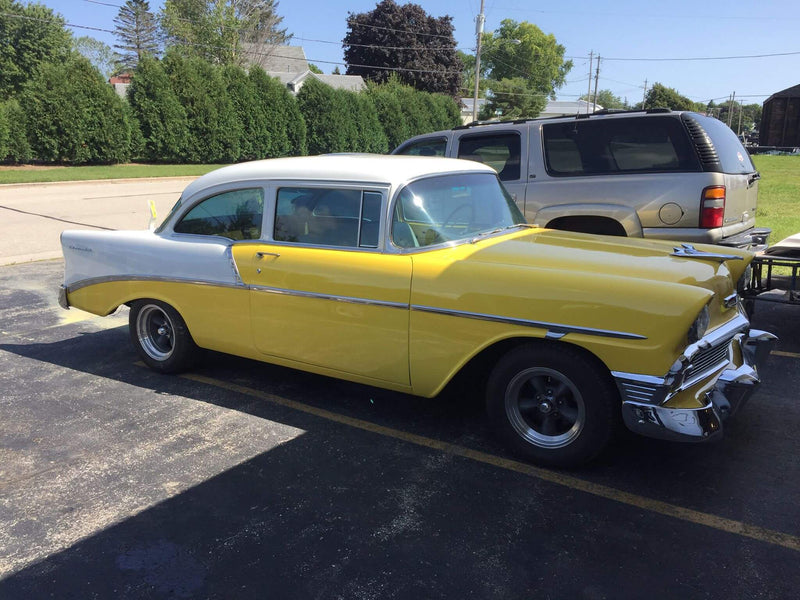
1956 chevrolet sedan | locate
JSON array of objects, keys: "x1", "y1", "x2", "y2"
[{"x1": 59, "y1": 155, "x2": 776, "y2": 467}]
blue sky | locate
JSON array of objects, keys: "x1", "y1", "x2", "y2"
[{"x1": 43, "y1": 0, "x2": 800, "y2": 106}]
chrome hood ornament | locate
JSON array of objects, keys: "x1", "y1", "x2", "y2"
[{"x1": 671, "y1": 244, "x2": 744, "y2": 262}]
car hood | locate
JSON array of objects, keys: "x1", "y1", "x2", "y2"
[{"x1": 465, "y1": 228, "x2": 752, "y2": 291}]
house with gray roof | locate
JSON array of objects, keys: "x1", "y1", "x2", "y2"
[{"x1": 242, "y1": 44, "x2": 365, "y2": 94}]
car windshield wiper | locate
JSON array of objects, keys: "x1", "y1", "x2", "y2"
[{"x1": 469, "y1": 223, "x2": 536, "y2": 244}]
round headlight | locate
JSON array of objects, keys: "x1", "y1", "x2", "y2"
[{"x1": 688, "y1": 305, "x2": 710, "y2": 344}]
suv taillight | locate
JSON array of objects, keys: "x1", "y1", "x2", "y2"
[{"x1": 700, "y1": 186, "x2": 725, "y2": 228}]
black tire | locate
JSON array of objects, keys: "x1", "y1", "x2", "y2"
[
  {"x1": 486, "y1": 342, "x2": 618, "y2": 468},
  {"x1": 129, "y1": 299, "x2": 199, "y2": 373}
]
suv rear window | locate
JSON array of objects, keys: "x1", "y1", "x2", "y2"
[
  {"x1": 542, "y1": 117, "x2": 701, "y2": 176},
  {"x1": 692, "y1": 114, "x2": 755, "y2": 173}
]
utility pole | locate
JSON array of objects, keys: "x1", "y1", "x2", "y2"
[
  {"x1": 642, "y1": 79, "x2": 648, "y2": 107},
  {"x1": 471, "y1": 0, "x2": 485, "y2": 123},
  {"x1": 728, "y1": 91, "x2": 736, "y2": 127},
  {"x1": 737, "y1": 100, "x2": 744, "y2": 135},
  {"x1": 592, "y1": 55, "x2": 600, "y2": 112},
  {"x1": 587, "y1": 51, "x2": 593, "y2": 114}
]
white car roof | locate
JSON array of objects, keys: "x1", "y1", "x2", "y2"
[{"x1": 180, "y1": 154, "x2": 496, "y2": 199}]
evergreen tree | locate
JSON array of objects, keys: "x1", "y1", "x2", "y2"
[
  {"x1": 297, "y1": 78, "x2": 349, "y2": 155},
  {"x1": 127, "y1": 56, "x2": 188, "y2": 162},
  {"x1": 163, "y1": 54, "x2": 242, "y2": 162},
  {"x1": 23, "y1": 57, "x2": 131, "y2": 164},
  {"x1": 114, "y1": 0, "x2": 161, "y2": 70},
  {"x1": 248, "y1": 66, "x2": 290, "y2": 157}
]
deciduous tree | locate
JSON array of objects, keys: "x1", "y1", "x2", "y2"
[
  {"x1": 0, "y1": 0, "x2": 72, "y2": 99},
  {"x1": 343, "y1": 0, "x2": 462, "y2": 97}
]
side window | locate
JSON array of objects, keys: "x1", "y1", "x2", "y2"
[
  {"x1": 274, "y1": 188, "x2": 383, "y2": 249},
  {"x1": 174, "y1": 188, "x2": 264, "y2": 240},
  {"x1": 457, "y1": 133, "x2": 521, "y2": 181},
  {"x1": 543, "y1": 117, "x2": 701, "y2": 176},
  {"x1": 394, "y1": 137, "x2": 447, "y2": 156}
]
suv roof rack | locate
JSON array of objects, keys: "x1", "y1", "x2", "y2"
[{"x1": 453, "y1": 107, "x2": 680, "y2": 130}]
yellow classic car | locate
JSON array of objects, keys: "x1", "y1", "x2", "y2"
[{"x1": 59, "y1": 155, "x2": 776, "y2": 467}]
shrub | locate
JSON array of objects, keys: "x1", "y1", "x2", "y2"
[
  {"x1": 163, "y1": 54, "x2": 242, "y2": 163},
  {"x1": 368, "y1": 83, "x2": 410, "y2": 150},
  {"x1": 297, "y1": 78, "x2": 350, "y2": 155},
  {"x1": 222, "y1": 65, "x2": 266, "y2": 161},
  {"x1": 1, "y1": 100, "x2": 31, "y2": 163},
  {"x1": 23, "y1": 56, "x2": 131, "y2": 164},
  {"x1": 0, "y1": 104, "x2": 8, "y2": 160},
  {"x1": 248, "y1": 67, "x2": 290, "y2": 158},
  {"x1": 128, "y1": 56, "x2": 189, "y2": 162}
]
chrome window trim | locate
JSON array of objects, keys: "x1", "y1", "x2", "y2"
[
  {"x1": 410, "y1": 305, "x2": 646, "y2": 340},
  {"x1": 66, "y1": 275, "x2": 247, "y2": 294}
]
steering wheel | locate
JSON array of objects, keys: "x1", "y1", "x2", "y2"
[{"x1": 441, "y1": 204, "x2": 474, "y2": 230}]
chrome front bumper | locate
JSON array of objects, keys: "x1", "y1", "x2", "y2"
[{"x1": 620, "y1": 329, "x2": 777, "y2": 442}]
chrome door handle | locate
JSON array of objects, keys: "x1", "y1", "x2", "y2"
[{"x1": 256, "y1": 251, "x2": 280, "y2": 259}]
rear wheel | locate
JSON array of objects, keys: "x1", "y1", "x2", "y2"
[
  {"x1": 129, "y1": 300, "x2": 198, "y2": 373},
  {"x1": 486, "y1": 343, "x2": 618, "y2": 467}
]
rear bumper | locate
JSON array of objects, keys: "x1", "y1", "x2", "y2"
[
  {"x1": 58, "y1": 285, "x2": 70, "y2": 310},
  {"x1": 620, "y1": 328, "x2": 777, "y2": 442},
  {"x1": 643, "y1": 226, "x2": 771, "y2": 252}
]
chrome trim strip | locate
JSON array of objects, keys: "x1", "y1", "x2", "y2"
[
  {"x1": 410, "y1": 305, "x2": 647, "y2": 340},
  {"x1": 66, "y1": 275, "x2": 247, "y2": 294},
  {"x1": 249, "y1": 285, "x2": 408, "y2": 309}
]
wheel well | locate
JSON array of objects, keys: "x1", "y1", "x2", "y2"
[
  {"x1": 546, "y1": 216, "x2": 627, "y2": 237},
  {"x1": 446, "y1": 337, "x2": 619, "y2": 400}
]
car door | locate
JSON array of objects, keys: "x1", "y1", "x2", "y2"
[{"x1": 232, "y1": 184, "x2": 413, "y2": 387}]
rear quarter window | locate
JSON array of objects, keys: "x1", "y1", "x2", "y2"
[
  {"x1": 692, "y1": 114, "x2": 756, "y2": 173},
  {"x1": 542, "y1": 117, "x2": 701, "y2": 176}
]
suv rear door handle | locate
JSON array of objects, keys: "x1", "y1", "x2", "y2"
[{"x1": 748, "y1": 172, "x2": 761, "y2": 187}]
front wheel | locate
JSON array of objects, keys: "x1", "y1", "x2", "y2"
[
  {"x1": 129, "y1": 299, "x2": 198, "y2": 373},
  {"x1": 486, "y1": 343, "x2": 618, "y2": 468}
]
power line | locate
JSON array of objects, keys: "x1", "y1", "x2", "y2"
[{"x1": 604, "y1": 50, "x2": 800, "y2": 62}]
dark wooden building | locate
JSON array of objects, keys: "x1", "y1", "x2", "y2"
[{"x1": 760, "y1": 84, "x2": 800, "y2": 147}]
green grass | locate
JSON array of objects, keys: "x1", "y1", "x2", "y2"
[
  {"x1": 0, "y1": 163, "x2": 223, "y2": 185},
  {"x1": 753, "y1": 154, "x2": 800, "y2": 245}
]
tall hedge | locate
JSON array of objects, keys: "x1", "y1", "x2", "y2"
[
  {"x1": 128, "y1": 56, "x2": 189, "y2": 162},
  {"x1": 280, "y1": 84, "x2": 307, "y2": 157},
  {"x1": 0, "y1": 104, "x2": 8, "y2": 160},
  {"x1": 163, "y1": 54, "x2": 242, "y2": 163},
  {"x1": 1, "y1": 100, "x2": 30, "y2": 163},
  {"x1": 368, "y1": 83, "x2": 410, "y2": 150},
  {"x1": 222, "y1": 65, "x2": 266, "y2": 161},
  {"x1": 351, "y1": 92, "x2": 388, "y2": 154},
  {"x1": 22, "y1": 56, "x2": 131, "y2": 164},
  {"x1": 297, "y1": 78, "x2": 351, "y2": 155}
]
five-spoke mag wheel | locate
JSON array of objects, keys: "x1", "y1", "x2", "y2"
[
  {"x1": 129, "y1": 300, "x2": 198, "y2": 373},
  {"x1": 486, "y1": 343, "x2": 618, "y2": 467}
]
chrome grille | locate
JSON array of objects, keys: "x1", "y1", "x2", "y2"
[
  {"x1": 618, "y1": 381, "x2": 661, "y2": 403},
  {"x1": 686, "y1": 342, "x2": 731, "y2": 381}
]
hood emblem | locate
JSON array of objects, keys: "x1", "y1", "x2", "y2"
[{"x1": 671, "y1": 244, "x2": 743, "y2": 262}]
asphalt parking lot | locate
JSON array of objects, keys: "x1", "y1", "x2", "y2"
[{"x1": 1, "y1": 259, "x2": 799, "y2": 599}]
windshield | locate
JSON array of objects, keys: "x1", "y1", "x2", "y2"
[{"x1": 391, "y1": 173, "x2": 525, "y2": 249}]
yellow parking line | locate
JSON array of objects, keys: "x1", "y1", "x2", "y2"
[
  {"x1": 772, "y1": 350, "x2": 800, "y2": 359},
  {"x1": 180, "y1": 372, "x2": 800, "y2": 553}
]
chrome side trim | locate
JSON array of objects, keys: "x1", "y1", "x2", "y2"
[
  {"x1": 410, "y1": 305, "x2": 647, "y2": 340},
  {"x1": 66, "y1": 275, "x2": 247, "y2": 294},
  {"x1": 249, "y1": 285, "x2": 408, "y2": 309}
]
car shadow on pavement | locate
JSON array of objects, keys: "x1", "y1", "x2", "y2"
[{"x1": 3, "y1": 332, "x2": 800, "y2": 599}]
